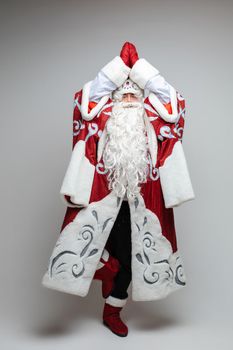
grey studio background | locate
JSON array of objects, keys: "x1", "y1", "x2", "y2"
[{"x1": 1, "y1": 0, "x2": 233, "y2": 349}]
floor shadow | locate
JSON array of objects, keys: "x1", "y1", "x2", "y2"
[
  {"x1": 29, "y1": 282, "x2": 105, "y2": 338},
  {"x1": 125, "y1": 294, "x2": 185, "y2": 332}
]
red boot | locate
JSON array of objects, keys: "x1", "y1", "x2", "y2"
[
  {"x1": 103, "y1": 300, "x2": 128, "y2": 337},
  {"x1": 93, "y1": 253, "x2": 120, "y2": 298}
]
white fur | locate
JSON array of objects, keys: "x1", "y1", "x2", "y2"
[
  {"x1": 129, "y1": 58, "x2": 180, "y2": 122},
  {"x1": 42, "y1": 190, "x2": 187, "y2": 301},
  {"x1": 101, "y1": 56, "x2": 131, "y2": 87},
  {"x1": 97, "y1": 127, "x2": 107, "y2": 162},
  {"x1": 96, "y1": 248, "x2": 110, "y2": 269},
  {"x1": 81, "y1": 78, "x2": 179, "y2": 124},
  {"x1": 105, "y1": 295, "x2": 127, "y2": 307},
  {"x1": 143, "y1": 113, "x2": 158, "y2": 167},
  {"x1": 42, "y1": 191, "x2": 125, "y2": 297},
  {"x1": 60, "y1": 140, "x2": 95, "y2": 207},
  {"x1": 129, "y1": 58, "x2": 160, "y2": 89},
  {"x1": 80, "y1": 80, "x2": 110, "y2": 121},
  {"x1": 101, "y1": 248, "x2": 110, "y2": 261},
  {"x1": 129, "y1": 192, "x2": 187, "y2": 301},
  {"x1": 148, "y1": 87, "x2": 179, "y2": 123},
  {"x1": 159, "y1": 140, "x2": 195, "y2": 208}
]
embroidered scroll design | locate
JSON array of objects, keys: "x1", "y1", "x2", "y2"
[
  {"x1": 49, "y1": 210, "x2": 114, "y2": 279},
  {"x1": 134, "y1": 214, "x2": 186, "y2": 287}
]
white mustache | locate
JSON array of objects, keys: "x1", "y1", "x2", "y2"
[{"x1": 116, "y1": 101, "x2": 143, "y2": 109}]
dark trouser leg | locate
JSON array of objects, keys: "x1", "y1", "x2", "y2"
[{"x1": 107, "y1": 200, "x2": 132, "y2": 300}]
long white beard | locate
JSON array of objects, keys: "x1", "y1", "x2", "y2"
[{"x1": 102, "y1": 100, "x2": 149, "y2": 201}]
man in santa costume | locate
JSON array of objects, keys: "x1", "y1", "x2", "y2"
[{"x1": 42, "y1": 42, "x2": 195, "y2": 337}]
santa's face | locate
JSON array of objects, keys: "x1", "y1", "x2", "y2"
[
  {"x1": 122, "y1": 92, "x2": 140, "y2": 104},
  {"x1": 102, "y1": 94, "x2": 149, "y2": 201}
]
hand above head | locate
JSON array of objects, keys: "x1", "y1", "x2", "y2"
[
  {"x1": 120, "y1": 41, "x2": 139, "y2": 68},
  {"x1": 120, "y1": 42, "x2": 131, "y2": 68},
  {"x1": 128, "y1": 42, "x2": 139, "y2": 67}
]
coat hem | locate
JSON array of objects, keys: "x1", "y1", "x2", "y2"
[
  {"x1": 41, "y1": 272, "x2": 89, "y2": 297},
  {"x1": 132, "y1": 282, "x2": 186, "y2": 302}
]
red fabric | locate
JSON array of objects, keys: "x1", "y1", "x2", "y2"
[
  {"x1": 93, "y1": 255, "x2": 120, "y2": 298},
  {"x1": 88, "y1": 101, "x2": 97, "y2": 112},
  {"x1": 60, "y1": 90, "x2": 186, "y2": 254},
  {"x1": 120, "y1": 42, "x2": 131, "y2": 67},
  {"x1": 103, "y1": 303, "x2": 128, "y2": 337},
  {"x1": 60, "y1": 206, "x2": 82, "y2": 232},
  {"x1": 120, "y1": 41, "x2": 139, "y2": 68},
  {"x1": 129, "y1": 42, "x2": 139, "y2": 66},
  {"x1": 163, "y1": 101, "x2": 172, "y2": 114},
  {"x1": 64, "y1": 195, "x2": 75, "y2": 205}
]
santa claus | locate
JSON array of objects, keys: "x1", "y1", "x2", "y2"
[{"x1": 42, "y1": 42, "x2": 195, "y2": 337}]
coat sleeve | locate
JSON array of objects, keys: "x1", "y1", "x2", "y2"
[
  {"x1": 157, "y1": 114, "x2": 195, "y2": 209},
  {"x1": 59, "y1": 91, "x2": 97, "y2": 208},
  {"x1": 129, "y1": 57, "x2": 175, "y2": 105},
  {"x1": 80, "y1": 56, "x2": 131, "y2": 122},
  {"x1": 89, "y1": 56, "x2": 131, "y2": 102},
  {"x1": 130, "y1": 58, "x2": 195, "y2": 208}
]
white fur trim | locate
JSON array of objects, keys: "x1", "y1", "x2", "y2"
[
  {"x1": 144, "y1": 113, "x2": 158, "y2": 167},
  {"x1": 96, "y1": 261, "x2": 104, "y2": 269},
  {"x1": 97, "y1": 127, "x2": 107, "y2": 162},
  {"x1": 159, "y1": 141, "x2": 195, "y2": 208},
  {"x1": 148, "y1": 86, "x2": 179, "y2": 123},
  {"x1": 129, "y1": 58, "x2": 179, "y2": 122},
  {"x1": 129, "y1": 193, "x2": 187, "y2": 301},
  {"x1": 42, "y1": 273, "x2": 88, "y2": 297},
  {"x1": 129, "y1": 58, "x2": 159, "y2": 89},
  {"x1": 42, "y1": 188, "x2": 187, "y2": 300},
  {"x1": 60, "y1": 195, "x2": 85, "y2": 208},
  {"x1": 101, "y1": 248, "x2": 110, "y2": 262},
  {"x1": 42, "y1": 192, "x2": 125, "y2": 297},
  {"x1": 60, "y1": 140, "x2": 95, "y2": 207},
  {"x1": 102, "y1": 56, "x2": 131, "y2": 87},
  {"x1": 80, "y1": 80, "x2": 110, "y2": 121},
  {"x1": 105, "y1": 295, "x2": 127, "y2": 307},
  {"x1": 96, "y1": 248, "x2": 110, "y2": 269}
]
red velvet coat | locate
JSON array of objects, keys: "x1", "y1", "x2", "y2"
[{"x1": 42, "y1": 79, "x2": 195, "y2": 301}]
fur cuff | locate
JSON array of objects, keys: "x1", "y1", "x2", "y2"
[
  {"x1": 105, "y1": 295, "x2": 128, "y2": 307},
  {"x1": 129, "y1": 58, "x2": 159, "y2": 89},
  {"x1": 148, "y1": 87, "x2": 180, "y2": 123},
  {"x1": 60, "y1": 140, "x2": 95, "y2": 207},
  {"x1": 101, "y1": 56, "x2": 131, "y2": 87},
  {"x1": 81, "y1": 80, "x2": 110, "y2": 121},
  {"x1": 60, "y1": 194, "x2": 85, "y2": 208},
  {"x1": 159, "y1": 141, "x2": 195, "y2": 208}
]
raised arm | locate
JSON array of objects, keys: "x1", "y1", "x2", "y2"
[
  {"x1": 128, "y1": 54, "x2": 195, "y2": 208},
  {"x1": 129, "y1": 58, "x2": 173, "y2": 104},
  {"x1": 89, "y1": 56, "x2": 131, "y2": 102}
]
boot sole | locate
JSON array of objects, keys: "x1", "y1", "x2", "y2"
[{"x1": 103, "y1": 320, "x2": 128, "y2": 337}]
